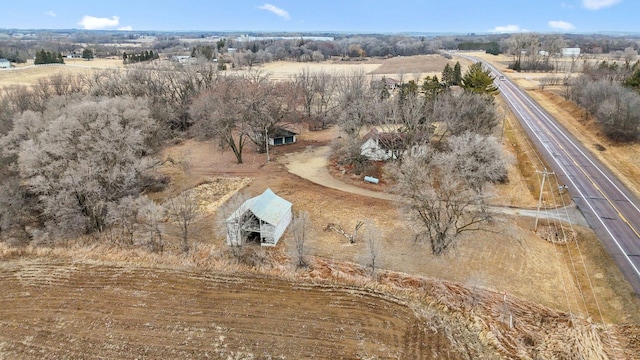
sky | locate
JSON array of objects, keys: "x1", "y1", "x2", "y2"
[{"x1": 0, "y1": 0, "x2": 637, "y2": 34}]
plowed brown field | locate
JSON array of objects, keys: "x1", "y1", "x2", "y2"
[{"x1": 0, "y1": 260, "x2": 463, "y2": 359}]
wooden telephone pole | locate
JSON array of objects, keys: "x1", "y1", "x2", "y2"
[{"x1": 535, "y1": 168, "x2": 554, "y2": 231}]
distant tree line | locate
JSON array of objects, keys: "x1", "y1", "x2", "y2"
[
  {"x1": 457, "y1": 41, "x2": 501, "y2": 55},
  {"x1": 123, "y1": 51, "x2": 159, "y2": 64},
  {"x1": 34, "y1": 49, "x2": 64, "y2": 65},
  {"x1": 569, "y1": 60, "x2": 640, "y2": 142}
]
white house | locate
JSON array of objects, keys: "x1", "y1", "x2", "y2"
[
  {"x1": 360, "y1": 128, "x2": 405, "y2": 161},
  {"x1": 384, "y1": 77, "x2": 400, "y2": 90},
  {"x1": 562, "y1": 48, "x2": 581, "y2": 57},
  {"x1": 0, "y1": 58, "x2": 10, "y2": 69},
  {"x1": 226, "y1": 189, "x2": 292, "y2": 247}
]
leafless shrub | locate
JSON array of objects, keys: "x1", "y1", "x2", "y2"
[{"x1": 291, "y1": 210, "x2": 312, "y2": 268}]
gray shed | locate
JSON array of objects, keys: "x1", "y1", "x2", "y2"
[{"x1": 226, "y1": 188, "x2": 292, "y2": 247}]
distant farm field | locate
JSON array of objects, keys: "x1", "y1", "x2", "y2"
[
  {"x1": 0, "y1": 58, "x2": 123, "y2": 90},
  {"x1": 2, "y1": 53, "x2": 640, "y2": 358}
]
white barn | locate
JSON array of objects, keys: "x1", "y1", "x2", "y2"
[
  {"x1": 226, "y1": 188, "x2": 292, "y2": 247},
  {"x1": 0, "y1": 58, "x2": 10, "y2": 69}
]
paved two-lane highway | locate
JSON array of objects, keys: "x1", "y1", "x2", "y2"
[{"x1": 460, "y1": 55, "x2": 640, "y2": 296}]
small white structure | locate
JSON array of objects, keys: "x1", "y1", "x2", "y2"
[
  {"x1": 562, "y1": 47, "x2": 581, "y2": 57},
  {"x1": 170, "y1": 55, "x2": 195, "y2": 64},
  {"x1": 226, "y1": 188, "x2": 292, "y2": 247},
  {"x1": 0, "y1": 58, "x2": 10, "y2": 69},
  {"x1": 268, "y1": 128, "x2": 297, "y2": 146},
  {"x1": 360, "y1": 128, "x2": 405, "y2": 161}
]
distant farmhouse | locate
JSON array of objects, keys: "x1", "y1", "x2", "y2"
[
  {"x1": 384, "y1": 77, "x2": 400, "y2": 90},
  {"x1": 0, "y1": 58, "x2": 10, "y2": 69},
  {"x1": 226, "y1": 189, "x2": 292, "y2": 247},
  {"x1": 562, "y1": 47, "x2": 581, "y2": 57},
  {"x1": 170, "y1": 55, "x2": 196, "y2": 64}
]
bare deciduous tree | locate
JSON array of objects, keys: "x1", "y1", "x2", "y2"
[
  {"x1": 432, "y1": 92, "x2": 499, "y2": 141},
  {"x1": 395, "y1": 133, "x2": 505, "y2": 255},
  {"x1": 165, "y1": 190, "x2": 201, "y2": 253},
  {"x1": 361, "y1": 220, "x2": 382, "y2": 276},
  {"x1": 138, "y1": 196, "x2": 165, "y2": 253},
  {"x1": 291, "y1": 210, "x2": 312, "y2": 268},
  {"x1": 0, "y1": 96, "x2": 160, "y2": 239}
]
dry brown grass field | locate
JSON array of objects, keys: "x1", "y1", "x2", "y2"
[
  {"x1": 1, "y1": 54, "x2": 640, "y2": 358},
  {"x1": 0, "y1": 58, "x2": 123, "y2": 90}
]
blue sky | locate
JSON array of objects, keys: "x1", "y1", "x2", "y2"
[{"x1": 1, "y1": 0, "x2": 636, "y2": 33}]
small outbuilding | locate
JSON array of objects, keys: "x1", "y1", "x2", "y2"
[
  {"x1": 268, "y1": 127, "x2": 297, "y2": 146},
  {"x1": 226, "y1": 188, "x2": 292, "y2": 247},
  {"x1": 0, "y1": 58, "x2": 10, "y2": 69}
]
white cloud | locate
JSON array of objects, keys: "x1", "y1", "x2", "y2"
[
  {"x1": 561, "y1": 2, "x2": 574, "y2": 8},
  {"x1": 258, "y1": 4, "x2": 290, "y2": 20},
  {"x1": 582, "y1": 0, "x2": 622, "y2": 10},
  {"x1": 490, "y1": 25, "x2": 528, "y2": 33},
  {"x1": 78, "y1": 15, "x2": 120, "y2": 30},
  {"x1": 549, "y1": 20, "x2": 576, "y2": 30},
  {"x1": 118, "y1": 26, "x2": 133, "y2": 31},
  {"x1": 45, "y1": 10, "x2": 56, "y2": 17}
]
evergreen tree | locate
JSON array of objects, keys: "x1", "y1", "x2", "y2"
[
  {"x1": 453, "y1": 61, "x2": 462, "y2": 86},
  {"x1": 216, "y1": 39, "x2": 226, "y2": 51},
  {"x1": 442, "y1": 63, "x2": 455, "y2": 87},
  {"x1": 82, "y1": 48, "x2": 94, "y2": 60},
  {"x1": 421, "y1": 75, "x2": 442, "y2": 99},
  {"x1": 461, "y1": 62, "x2": 499, "y2": 95},
  {"x1": 34, "y1": 50, "x2": 44, "y2": 65},
  {"x1": 34, "y1": 50, "x2": 64, "y2": 65},
  {"x1": 485, "y1": 42, "x2": 501, "y2": 55},
  {"x1": 624, "y1": 67, "x2": 640, "y2": 90}
]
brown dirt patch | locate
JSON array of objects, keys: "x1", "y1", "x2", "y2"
[
  {"x1": 371, "y1": 54, "x2": 453, "y2": 77},
  {"x1": 0, "y1": 260, "x2": 463, "y2": 359}
]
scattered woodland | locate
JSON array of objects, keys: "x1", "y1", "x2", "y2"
[
  {"x1": 2, "y1": 30, "x2": 640, "y2": 358},
  {"x1": 0, "y1": 56, "x2": 506, "y2": 257}
]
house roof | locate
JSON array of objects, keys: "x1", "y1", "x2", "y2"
[
  {"x1": 0, "y1": 58, "x2": 9, "y2": 63},
  {"x1": 385, "y1": 78, "x2": 399, "y2": 86},
  {"x1": 231, "y1": 188, "x2": 292, "y2": 226},
  {"x1": 362, "y1": 128, "x2": 406, "y2": 150},
  {"x1": 269, "y1": 127, "x2": 297, "y2": 138}
]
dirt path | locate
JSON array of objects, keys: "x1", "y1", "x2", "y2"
[
  {"x1": 280, "y1": 145, "x2": 401, "y2": 201},
  {"x1": 281, "y1": 144, "x2": 589, "y2": 226},
  {"x1": 0, "y1": 260, "x2": 461, "y2": 359}
]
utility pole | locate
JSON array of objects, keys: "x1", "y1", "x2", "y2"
[
  {"x1": 535, "y1": 168, "x2": 554, "y2": 231},
  {"x1": 265, "y1": 125, "x2": 270, "y2": 163}
]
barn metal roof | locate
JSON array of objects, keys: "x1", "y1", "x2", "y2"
[{"x1": 243, "y1": 188, "x2": 292, "y2": 225}]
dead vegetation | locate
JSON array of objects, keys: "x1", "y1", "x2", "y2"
[{"x1": 0, "y1": 241, "x2": 636, "y2": 359}]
